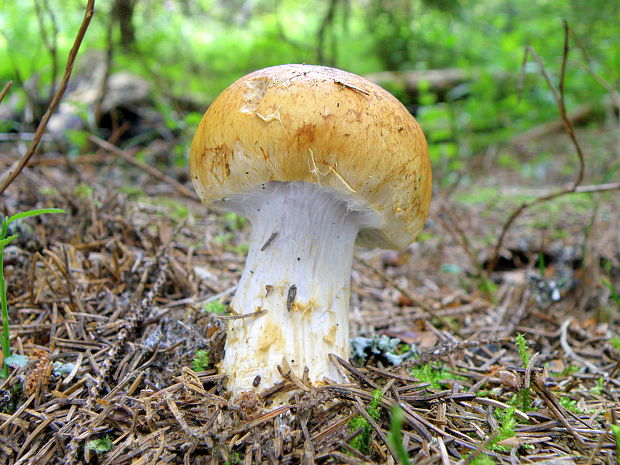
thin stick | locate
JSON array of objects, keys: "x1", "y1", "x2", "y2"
[
  {"x1": 0, "y1": 0, "x2": 96, "y2": 195},
  {"x1": 0, "y1": 81, "x2": 12, "y2": 105},
  {"x1": 353, "y1": 398, "x2": 401, "y2": 463},
  {"x1": 569, "y1": 60, "x2": 620, "y2": 108},
  {"x1": 437, "y1": 204, "x2": 492, "y2": 296},
  {"x1": 88, "y1": 135, "x2": 200, "y2": 201},
  {"x1": 559, "y1": 319, "x2": 600, "y2": 373},
  {"x1": 358, "y1": 257, "x2": 463, "y2": 336},
  {"x1": 458, "y1": 431, "x2": 499, "y2": 465},
  {"x1": 487, "y1": 21, "x2": 589, "y2": 273},
  {"x1": 216, "y1": 309, "x2": 266, "y2": 320}
]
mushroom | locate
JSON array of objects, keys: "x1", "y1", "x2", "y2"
[{"x1": 190, "y1": 64, "x2": 431, "y2": 394}]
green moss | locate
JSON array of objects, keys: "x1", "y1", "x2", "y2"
[
  {"x1": 410, "y1": 363, "x2": 461, "y2": 389},
  {"x1": 192, "y1": 350, "x2": 210, "y2": 372},
  {"x1": 459, "y1": 409, "x2": 520, "y2": 463},
  {"x1": 157, "y1": 198, "x2": 189, "y2": 221},
  {"x1": 213, "y1": 232, "x2": 248, "y2": 254},
  {"x1": 223, "y1": 450, "x2": 242, "y2": 465},
  {"x1": 591, "y1": 377, "x2": 605, "y2": 396},
  {"x1": 489, "y1": 407, "x2": 517, "y2": 452},
  {"x1": 512, "y1": 333, "x2": 534, "y2": 411},
  {"x1": 349, "y1": 389, "x2": 382, "y2": 454},
  {"x1": 514, "y1": 333, "x2": 529, "y2": 368},
  {"x1": 560, "y1": 364, "x2": 580, "y2": 377},
  {"x1": 461, "y1": 409, "x2": 521, "y2": 464},
  {"x1": 469, "y1": 455, "x2": 496, "y2": 465},
  {"x1": 559, "y1": 396, "x2": 583, "y2": 413},
  {"x1": 74, "y1": 183, "x2": 94, "y2": 199},
  {"x1": 118, "y1": 186, "x2": 145, "y2": 198},
  {"x1": 601, "y1": 279, "x2": 620, "y2": 308}
]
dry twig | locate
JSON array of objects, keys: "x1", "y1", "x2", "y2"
[
  {"x1": 487, "y1": 21, "x2": 619, "y2": 273},
  {"x1": 0, "y1": 81, "x2": 12, "y2": 105},
  {"x1": 88, "y1": 134, "x2": 200, "y2": 201},
  {"x1": 0, "y1": 0, "x2": 95, "y2": 195}
]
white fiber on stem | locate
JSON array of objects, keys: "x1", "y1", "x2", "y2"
[{"x1": 218, "y1": 181, "x2": 378, "y2": 393}]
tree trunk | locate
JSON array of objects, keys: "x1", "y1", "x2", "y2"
[{"x1": 113, "y1": 0, "x2": 137, "y2": 50}]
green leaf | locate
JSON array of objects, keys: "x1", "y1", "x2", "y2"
[
  {"x1": 0, "y1": 235, "x2": 18, "y2": 247},
  {"x1": 8, "y1": 208, "x2": 65, "y2": 224}
]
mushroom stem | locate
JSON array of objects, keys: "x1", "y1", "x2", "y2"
[{"x1": 219, "y1": 181, "x2": 371, "y2": 393}]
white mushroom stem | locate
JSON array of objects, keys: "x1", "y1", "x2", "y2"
[{"x1": 218, "y1": 181, "x2": 377, "y2": 393}]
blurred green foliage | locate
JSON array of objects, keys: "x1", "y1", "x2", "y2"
[
  {"x1": 0, "y1": 0, "x2": 617, "y2": 178},
  {"x1": 203, "y1": 300, "x2": 228, "y2": 315}
]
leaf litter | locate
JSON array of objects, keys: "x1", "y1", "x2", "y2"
[{"x1": 0, "y1": 144, "x2": 618, "y2": 464}]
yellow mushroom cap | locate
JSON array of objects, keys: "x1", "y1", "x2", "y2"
[{"x1": 190, "y1": 64, "x2": 432, "y2": 249}]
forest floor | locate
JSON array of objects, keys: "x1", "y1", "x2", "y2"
[{"x1": 0, "y1": 122, "x2": 619, "y2": 465}]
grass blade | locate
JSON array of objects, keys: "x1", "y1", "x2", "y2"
[{"x1": 8, "y1": 208, "x2": 65, "y2": 224}]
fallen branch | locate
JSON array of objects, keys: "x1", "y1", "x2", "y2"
[
  {"x1": 509, "y1": 103, "x2": 593, "y2": 146},
  {"x1": 0, "y1": 0, "x2": 95, "y2": 195},
  {"x1": 575, "y1": 182, "x2": 620, "y2": 193},
  {"x1": 24, "y1": 154, "x2": 113, "y2": 167},
  {"x1": 366, "y1": 69, "x2": 469, "y2": 96}
]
